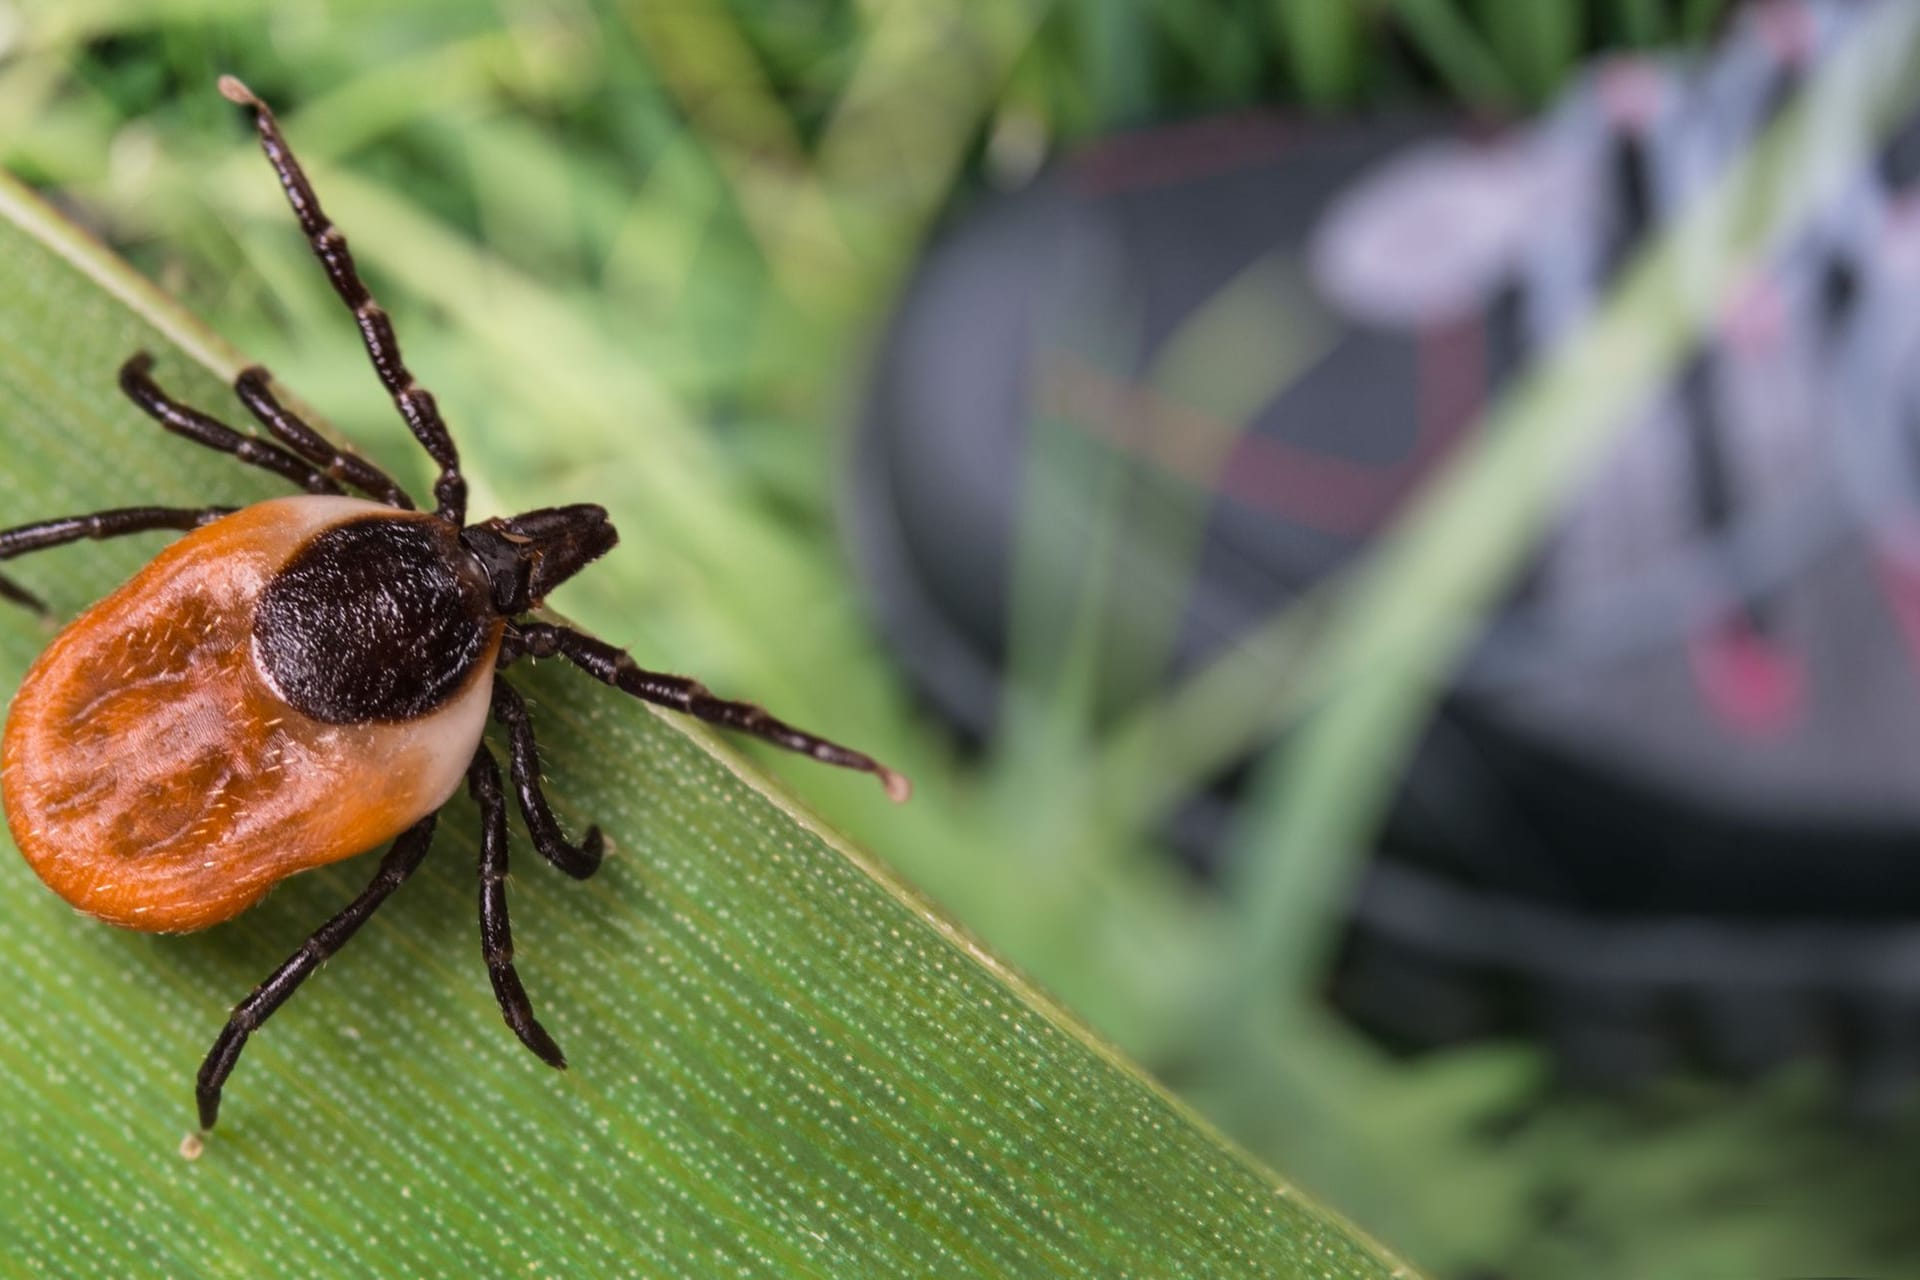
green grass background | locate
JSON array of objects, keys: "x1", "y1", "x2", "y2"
[{"x1": 7, "y1": 0, "x2": 1920, "y2": 1276}]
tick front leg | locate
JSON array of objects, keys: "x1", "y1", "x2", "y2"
[
  {"x1": 490, "y1": 679, "x2": 603, "y2": 880},
  {"x1": 468, "y1": 743, "x2": 567, "y2": 1069},
  {"x1": 506, "y1": 622, "x2": 911, "y2": 802},
  {"x1": 220, "y1": 76, "x2": 467, "y2": 523},
  {"x1": 196, "y1": 813, "x2": 437, "y2": 1130}
]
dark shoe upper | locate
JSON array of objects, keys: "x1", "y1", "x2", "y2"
[{"x1": 851, "y1": 0, "x2": 1920, "y2": 1091}]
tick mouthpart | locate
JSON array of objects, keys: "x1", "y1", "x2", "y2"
[{"x1": 460, "y1": 505, "x2": 618, "y2": 616}]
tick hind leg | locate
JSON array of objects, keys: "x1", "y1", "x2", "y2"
[
  {"x1": 220, "y1": 76, "x2": 467, "y2": 524},
  {"x1": 491, "y1": 680, "x2": 603, "y2": 880},
  {"x1": 469, "y1": 744, "x2": 568, "y2": 1068},
  {"x1": 0, "y1": 505, "x2": 235, "y2": 614},
  {"x1": 196, "y1": 813, "x2": 437, "y2": 1130},
  {"x1": 504, "y1": 622, "x2": 911, "y2": 802}
]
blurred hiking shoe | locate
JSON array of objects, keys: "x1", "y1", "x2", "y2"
[{"x1": 850, "y1": 0, "x2": 1920, "y2": 1112}]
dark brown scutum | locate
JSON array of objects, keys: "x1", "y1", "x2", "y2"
[{"x1": 253, "y1": 516, "x2": 496, "y2": 725}]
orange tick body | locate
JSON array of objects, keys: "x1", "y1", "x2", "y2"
[
  {"x1": 4, "y1": 498, "x2": 498, "y2": 932},
  {"x1": 0, "y1": 77, "x2": 905, "y2": 1132}
]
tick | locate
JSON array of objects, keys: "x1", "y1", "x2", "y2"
[{"x1": 0, "y1": 77, "x2": 908, "y2": 1131}]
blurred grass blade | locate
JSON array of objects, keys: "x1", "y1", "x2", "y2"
[
  {"x1": 1484, "y1": 2, "x2": 1581, "y2": 103},
  {"x1": 1618, "y1": 0, "x2": 1673, "y2": 48},
  {"x1": 1684, "y1": 0, "x2": 1732, "y2": 42},
  {"x1": 624, "y1": 0, "x2": 858, "y2": 309},
  {"x1": 1384, "y1": 0, "x2": 1517, "y2": 107},
  {"x1": 1270, "y1": 0, "x2": 1366, "y2": 107},
  {"x1": 0, "y1": 173, "x2": 1419, "y2": 1276}
]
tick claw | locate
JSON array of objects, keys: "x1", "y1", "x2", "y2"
[{"x1": 217, "y1": 75, "x2": 261, "y2": 108}]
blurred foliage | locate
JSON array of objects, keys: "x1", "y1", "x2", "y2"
[{"x1": 9, "y1": 0, "x2": 1920, "y2": 1277}]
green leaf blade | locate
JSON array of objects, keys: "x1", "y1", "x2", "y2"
[{"x1": 0, "y1": 173, "x2": 1413, "y2": 1279}]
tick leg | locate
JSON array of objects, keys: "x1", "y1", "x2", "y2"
[
  {"x1": 119, "y1": 352, "x2": 345, "y2": 496},
  {"x1": 233, "y1": 365, "x2": 415, "y2": 509},
  {"x1": 0, "y1": 577, "x2": 41, "y2": 612},
  {"x1": 491, "y1": 679, "x2": 603, "y2": 880},
  {"x1": 196, "y1": 813, "x2": 437, "y2": 1130},
  {"x1": 505, "y1": 622, "x2": 911, "y2": 802},
  {"x1": 0, "y1": 505, "x2": 236, "y2": 614},
  {"x1": 469, "y1": 743, "x2": 568, "y2": 1068},
  {"x1": 219, "y1": 76, "x2": 466, "y2": 524}
]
